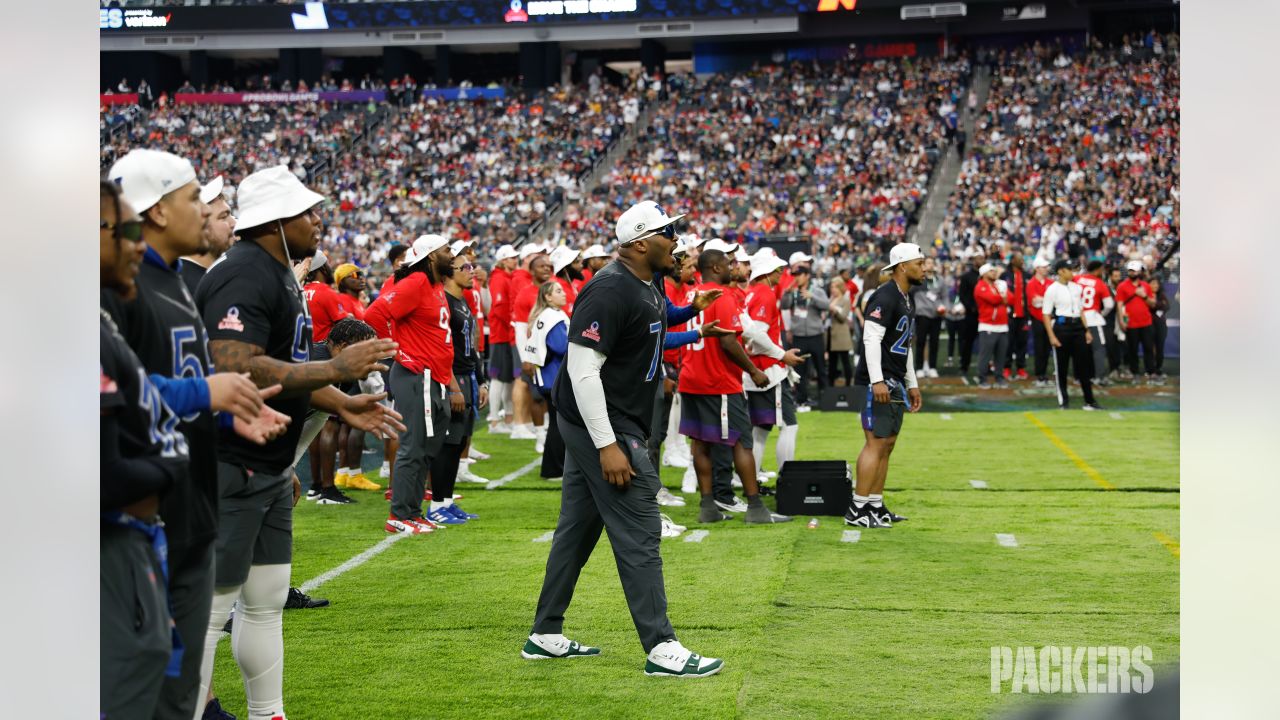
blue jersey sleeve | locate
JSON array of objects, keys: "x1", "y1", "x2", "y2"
[{"x1": 147, "y1": 374, "x2": 211, "y2": 417}]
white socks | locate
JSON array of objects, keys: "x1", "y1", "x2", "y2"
[
  {"x1": 751, "y1": 427, "x2": 770, "y2": 472},
  {"x1": 853, "y1": 494, "x2": 870, "y2": 509},
  {"x1": 429, "y1": 498, "x2": 454, "y2": 511},
  {"x1": 488, "y1": 380, "x2": 510, "y2": 422},
  {"x1": 869, "y1": 494, "x2": 884, "y2": 508},
  {"x1": 776, "y1": 424, "x2": 798, "y2": 470}
]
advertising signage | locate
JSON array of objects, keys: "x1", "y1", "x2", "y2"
[{"x1": 100, "y1": 0, "x2": 812, "y2": 33}]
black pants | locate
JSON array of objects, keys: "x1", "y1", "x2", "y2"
[
  {"x1": 646, "y1": 381, "x2": 674, "y2": 470},
  {"x1": 153, "y1": 539, "x2": 215, "y2": 720},
  {"x1": 1052, "y1": 323, "x2": 1096, "y2": 408},
  {"x1": 541, "y1": 398, "x2": 566, "y2": 479},
  {"x1": 945, "y1": 319, "x2": 960, "y2": 363},
  {"x1": 958, "y1": 316, "x2": 979, "y2": 374},
  {"x1": 1005, "y1": 317, "x2": 1029, "y2": 372},
  {"x1": 790, "y1": 334, "x2": 826, "y2": 404},
  {"x1": 827, "y1": 349, "x2": 853, "y2": 386},
  {"x1": 532, "y1": 417, "x2": 675, "y2": 653},
  {"x1": 1126, "y1": 324, "x2": 1157, "y2": 375},
  {"x1": 1032, "y1": 319, "x2": 1050, "y2": 380},
  {"x1": 1105, "y1": 322, "x2": 1124, "y2": 374},
  {"x1": 914, "y1": 316, "x2": 941, "y2": 370}
]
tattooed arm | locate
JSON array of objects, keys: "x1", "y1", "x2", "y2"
[{"x1": 209, "y1": 338, "x2": 396, "y2": 397}]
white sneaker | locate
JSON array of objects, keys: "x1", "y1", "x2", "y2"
[
  {"x1": 927, "y1": 368, "x2": 939, "y2": 378},
  {"x1": 379, "y1": 461, "x2": 391, "y2": 479},
  {"x1": 491, "y1": 423, "x2": 514, "y2": 435},
  {"x1": 731, "y1": 475, "x2": 742, "y2": 489},
  {"x1": 760, "y1": 470, "x2": 777, "y2": 479},
  {"x1": 510, "y1": 426, "x2": 538, "y2": 440},
  {"x1": 644, "y1": 640, "x2": 723, "y2": 678},
  {"x1": 681, "y1": 466, "x2": 697, "y2": 494},
  {"x1": 756, "y1": 473, "x2": 771, "y2": 486},
  {"x1": 796, "y1": 405, "x2": 812, "y2": 413},
  {"x1": 656, "y1": 487, "x2": 686, "y2": 507},
  {"x1": 458, "y1": 466, "x2": 490, "y2": 484},
  {"x1": 662, "y1": 453, "x2": 690, "y2": 469},
  {"x1": 469, "y1": 448, "x2": 491, "y2": 461},
  {"x1": 462, "y1": 457, "x2": 477, "y2": 465},
  {"x1": 535, "y1": 438, "x2": 546, "y2": 453},
  {"x1": 660, "y1": 514, "x2": 686, "y2": 538},
  {"x1": 715, "y1": 496, "x2": 749, "y2": 513}
]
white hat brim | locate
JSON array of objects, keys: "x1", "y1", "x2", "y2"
[
  {"x1": 235, "y1": 186, "x2": 325, "y2": 231},
  {"x1": 623, "y1": 213, "x2": 686, "y2": 245}
]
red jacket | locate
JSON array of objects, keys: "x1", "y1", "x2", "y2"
[
  {"x1": 1004, "y1": 269, "x2": 1027, "y2": 319},
  {"x1": 303, "y1": 282, "x2": 346, "y2": 342},
  {"x1": 974, "y1": 279, "x2": 1010, "y2": 326},
  {"x1": 488, "y1": 268, "x2": 513, "y2": 344},
  {"x1": 1026, "y1": 276, "x2": 1051, "y2": 322},
  {"x1": 1115, "y1": 278, "x2": 1155, "y2": 329},
  {"x1": 364, "y1": 272, "x2": 454, "y2": 383},
  {"x1": 553, "y1": 276, "x2": 577, "y2": 315}
]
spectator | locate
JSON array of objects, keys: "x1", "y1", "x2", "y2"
[
  {"x1": 957, "y1": 251, "x2": 983, "y2": 377},
  {"x1": 781, "y1": 260, "x2": 829, "y2": 408},
  {"x1": 911, "y1": 257, "x2": 945, "y2": 378},
  {"x1": 826, "y1": 277, "x2": 854, "y2": 387},
  {"x1": 1115, "y1": 259, "x2": 1158, "y2": 382},
  {"x1": 972, "y1": 261, "x2": 1010, "y2": 388},
  {"x1": 1002, "y1": 252, "x2": 1030, "y2": 380}
]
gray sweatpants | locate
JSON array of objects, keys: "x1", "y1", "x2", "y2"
[
  {"x1": 389, "y1": 362, "x2": 449, "y2": 521},
  {"x1": 975, "y1": 331, "x2": 1009, "y2": 383},
  {"x1": 532, "y1": 416, "x2": 677, "y2": 653},
  {"x1": 101, "y1": 524, "x2": 171, "y2": 720}
]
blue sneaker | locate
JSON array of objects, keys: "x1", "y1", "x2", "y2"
[
  {"x1": 448, "y1": 504, "x2": 478, "y2": 521},
  {"x1": 427, "y1": 508, "x2": 466, "y2": 525}
]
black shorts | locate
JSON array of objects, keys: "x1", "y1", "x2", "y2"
[
  {"x1": 747, "y1": 380, "x2": 798, "y2": 428},
  {"x1": 857, "y1": 382, "x2": 906, "y2": 438},
  {"x1": 444, "y1": 373, "x2": 478, "y2": 445},
  {"x1": 488, "y1": 342, "x2": 518, "y2": 382},
  {"x1": 213, "y1": 462, "x2": 293, "y2": 587},
  {"x1": 679, "y1": 392, "x2": 753, "y2": 448}
]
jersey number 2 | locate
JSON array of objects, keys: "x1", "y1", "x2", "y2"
[{"x1": 890, "y1": 316, "x2": 914, "y2": 355}]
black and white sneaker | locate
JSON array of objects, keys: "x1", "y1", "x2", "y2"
[
  {"x1": 844, "y1": 504, "x2": 889, "y2": 529},
  {"x1": 1082, "y1": 403, "x2": 1103, "y2": 411},
  {"x1": 305, "y1": 488, "x2": 322, "y2": 501},
  {"x1": 875, "y1": 504, "x2": 907, "y2": 523},
  {"x1": 284, "y1": 587, "x2": 330, "y2": 610},
  {"x1": 316, "y1": 487, "x2": 356, "y2": 505}
]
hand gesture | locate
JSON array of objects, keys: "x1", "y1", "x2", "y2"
[
  {"x1": 331, "y1": 338, "x2": 397, "y2": 382},
  {"x1": 292, "y1": 256, "x2": 312, "y2": 285},
  {"x1": 232, "y1": 385, "x2": 291, "y2": 445},
  {"x1": 207, "y1": 372, "x2": 267, "y2": 424},
  {"x1": 1135, "y1": 286, "x2": 1147, "y2": 299},
  {"x1": 698, "y1": 319, "x2": 736, "y2": 339},
  {"x1": 339, "y1": 393, "x2": 407, "y2": 439},
  {"x1": 691, "y1": 289, "x2": 722, "y2": 311},
  {"x1": 600, "y1": 443, "x2": 636, "y2": 490},
  {"x1": 907, "y1": 388, "x2": 923, "y2": 413},
  {"x1": 781, "y1": 348, "x2": 804, "y2": 366},
  {"x1": 872, "y1": 381, "x2": 891, "y2": 404}
]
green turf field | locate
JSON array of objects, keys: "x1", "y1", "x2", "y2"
[{"x1": 210, "y1": 410, "x2": 1179, "y2": 719}]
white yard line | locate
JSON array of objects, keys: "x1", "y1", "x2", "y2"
[
  {"x1": 969, "y1": 480, "x2": 988, "y2": 489},
  {"x1": 995, "y1": 533, "x2": 1019, "y2": 548},
  {"x1": 486, "y1": 458, "x2": 543, "y2": 490},
  {"x1": 298, "y1": 533, "x2": 410, "y2": 594},
  {"x1": 684, "y1": 530, "x2": 710, "y2": 543},
  {"x1": 532, "y1": 531, "x2": 555, "y2": 543},
  {"x1": 840, "y1": 530, "x2": 861, "y2": 543}
]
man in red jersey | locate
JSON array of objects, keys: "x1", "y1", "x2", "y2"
[
  {"x1": 487, "y1": 244, "x2": 519, "y2": 433},
  {"x1": 678, "y1": 247, "x2": 790, "y2": 526},
  {"x1": 658, "y1": 250, "x2": 698, "y2": 472},
  {"x1": 332, "y1": 263, "x2": 366, "y2": 323},
  {"x1": 1074, "y1": 259, "x2": 1115, "y2": 386},
  {"x1": 744, "y1": 252, "x2": 800, "y2": 481},
  {"x1": 510, "y1": 243, "x2": 549, "y2": 439},
  {"x1": 1001, "y1": 252, "x2": 1030, "y2": 380},
  {"x1": 1025, "y1": 257, "x2": 1053, "y2": 386},
  {"x1": 364, "y1": 234, "x2": 457, "y2": 535},
  {"x1": 302, "y1": 252, "x2": 346, "y2": 343},
  {"x1": 1115, "y1": 259, "x2": 1158, "y2": 382}
]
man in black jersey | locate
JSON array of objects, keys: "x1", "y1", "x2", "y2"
[
  {"x1": 100, "y1": 179, "x2": 193, "y2": 720},
  {"x1": 525, "y1": 200, "x2": 723, "y2": 678},
  {"x1": 105, "y1": 150, "x2": 291, "y2": 720},
  {"x1": 193, "y1": 165, "x2": 405, "y2": 720},
  {"x1": 847, "y1": 243, "x2": 926, "y2": 530},
  {"x1": 179, "y1": 175, "x2": 236, "y2": 296}
]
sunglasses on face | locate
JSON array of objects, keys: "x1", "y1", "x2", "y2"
[
  {"x1": 456, "y1": 263, "x2": 475, "y2": 271},
  {"x1": 101, "y1": 218, "x2": 143, "y2": 242}
]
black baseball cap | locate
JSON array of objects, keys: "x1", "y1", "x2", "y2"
[{"x1": 1053, "y1": 260, "x2": 1073, "y2": 273}]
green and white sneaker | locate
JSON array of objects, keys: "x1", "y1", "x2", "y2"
[
  {"x1": 521, "y1": 633, "x2": 602, "y2": 660},
  {"x1": 644, "y1": 640, "x2": 724, "y2": 678}
]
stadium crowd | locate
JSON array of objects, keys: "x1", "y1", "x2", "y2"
[{"x1": 99, "y1": 36, "x2": 1178, "y2": 719}]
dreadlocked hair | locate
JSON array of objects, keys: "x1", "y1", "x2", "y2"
[{"x1": 328, "y1": 317, "x2": 377, "y2": 350}]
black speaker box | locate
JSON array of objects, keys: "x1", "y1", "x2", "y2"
[
  {"x1": 776, "y1": 460, "x2": 852, "y2": 516},
  {"x1": 819, "y1": 386, "x2": 863, "y2": 412}
]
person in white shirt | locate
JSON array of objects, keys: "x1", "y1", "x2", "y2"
[{"x1": 1041, "y1": 261, "x2": 1101, "y2": 410}]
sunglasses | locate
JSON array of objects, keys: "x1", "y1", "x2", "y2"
[
  {"x1": 101, "y1": 219, "x2": 143, "y2": 242},
  {"x1": 455, "y1": 262, "x2": 476, "y2": 271}
]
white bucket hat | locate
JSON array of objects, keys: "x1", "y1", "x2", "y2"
[
  {"x1": 702, "y1": 238, "x2": 740, "y2": 255},
  {"x1": 615, "y1": 200, "x2": 685, "y2": 246},
  {"x1": 750, "y1": 253, "x2": 789, "y2": 281},
  {"x1": 581, "y1": 244, "x2": 609, "y2": 260},
  {"x1": 234, "y1": 165, "x2": 324, "y2": 231},
  {"x1": 518, "y1": 242, "x2": 548, "y2": 260},
  {"x1": 108, "y1": 148, "x2": 197, "y2": 214},
  {"x1": 450, "y1": 239, "x2": 474, "y2": 256},
  {"x1": 494, "y1": 244, "x2": 519, "y2": 261},
  {"x1": 550, "y1": 246, "x2": 581, "y2": 276},
  {"x1": 403, "y1": 234, "x2": 450, "y2": 267},
  {"x1": 884, "y1": 243, "x2": 925, "y2": 271},
  {"x1": 788, "y1": 251, "x2": 815, "y2": 266}
]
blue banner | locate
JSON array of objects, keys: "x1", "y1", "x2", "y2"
[{"x1": 421, "y1": 87, "x2": 507, "y2": 101}]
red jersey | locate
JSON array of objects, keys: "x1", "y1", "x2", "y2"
[
  {"x1": 1115, "y1": 278, "x2": 1154, "y2": 329},
  {"x1": 663, "y1": 277, "x2": 697, "y2": 364},
  {"x1": 303, "y1": 282, "x2": 346, "y2": 342},
  {"x1": 334, "y1": 293, "x2": 365, "y2": 323},
  {"x1": 974, "y1": 279, "x2": 1010, "y2": 326},
  {"x1": 745, "y1": 281, "x2": 782, "y2": 372},
  {"x1": 580, "y1": 267, "x2": 594, "y2": 285},
  {"x1": 553, "y1": 276, "x2": 577, "y2": 315},
  {"x1": 678, "y1": 282, "x2": 745, "y2": 395},
  {"x1": 1072, "y1": 274, "x2": 1111, "y2": 315},
  {"x1": 363, "y1": 272, "x2": 454, "y2": 383},
  {"x1": 488, "y1": 267, "x2": 513, "y2": 345},
  {"x1": 513, "y1": 282, "x2": 539, "y2": 340},
  {"x1": 777, "y1": 270, "x2": 795, "y2": 301},
  {"x1": 509, "y1": 268, "x2": 534, "y2": 312},
  {"x1": 1026, "y1": 276, "x2": 1051, "y2": 322}
]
